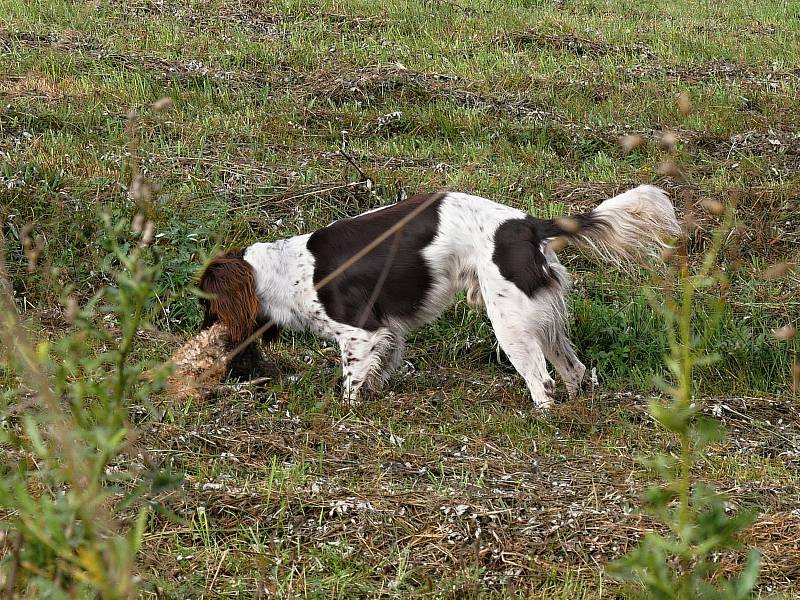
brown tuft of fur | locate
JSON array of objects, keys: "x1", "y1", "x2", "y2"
[{"x1": 199, "y1": 251, "x2": 259, "y2": 346}]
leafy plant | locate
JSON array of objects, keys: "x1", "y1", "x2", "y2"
[
  {"x1": 609, "y1": 199, "x2": 763, "y2": 599},
  {"x1": 0, "y1": 117, "x2": 178, "y2": 597}
]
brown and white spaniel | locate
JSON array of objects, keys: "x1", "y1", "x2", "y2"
[{"x1": 199, "y1": 185, "x2": 679, "y2": 408}]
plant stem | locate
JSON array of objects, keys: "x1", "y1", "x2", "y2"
[{"x1": 677, "y1": 235, "x2": 694, "y2": 538}]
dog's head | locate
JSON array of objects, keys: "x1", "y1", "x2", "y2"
[{"x1": 199, "y1": 250, "x2": 276, "y2": 347}]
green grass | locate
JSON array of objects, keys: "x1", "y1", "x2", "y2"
[{"x1": 1, "y1": 0, "x2": 799, "y2": 596}]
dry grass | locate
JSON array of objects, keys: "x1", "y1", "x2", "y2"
[{"x1": 130, "y1": 378, "x2": 800, "y2": 595}]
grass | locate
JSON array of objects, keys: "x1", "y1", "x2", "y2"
[{"x1": 1, "y1": 0, "x2": 799, "y2": 596}]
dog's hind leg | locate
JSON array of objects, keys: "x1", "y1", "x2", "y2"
[
  {"x1": 493, "y1": 319, "x2": 555, "y2": 409},
  {"x1": 533, "y1": 266, "x2": 585, "y2": 399},
  {"x1": 479, "y1": 272, "x2": 556, "y2": 409}
]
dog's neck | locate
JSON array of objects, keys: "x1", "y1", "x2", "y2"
[{"x1": 242, "y1": 235, "x2": 317, "y2": 332}]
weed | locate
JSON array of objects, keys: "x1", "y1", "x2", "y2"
[{"x1": 0, "y1": 211, "x2": 178, "y2": 597}]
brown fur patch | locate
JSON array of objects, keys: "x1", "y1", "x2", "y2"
[{"x1": 199, "y1": 251, "x2": 259, "y2": 346}]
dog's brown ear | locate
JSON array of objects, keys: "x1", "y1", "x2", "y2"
[{"x1": 199, "y1": 252, "x2": 259, "y2": 346}]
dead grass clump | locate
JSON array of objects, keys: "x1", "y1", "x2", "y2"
[
  {"x1": 229, "y1": 179, "x2": 376, "y2": 234},
  {"x1": 0, "y1": 28, "x2": 268, "y2": 87},
  {"x1": 504, "y1": 31, "x2": 654, "y2": 59},
  {"x1": 629, "y1": 59, "x2": 798, "y2": 87},
  {"x1": 304, "y1": 64, "x2": 449, "y2": 106},
  {"x1": 0, "y1": 72, "x2": 83, "y2": 106},
  {"x1": 716, "y1": 512, "x2": 800, "y2": 585},
  {"x1": 122, "y1": 0, "x2": 282, "y2": 36},
  {"x1": 0, "y1": 29, "x2": 59, "y2": 49},
  {"x1": 726, "y1": 187, "x2": 800, "y2": 259},
  {"x1": 302, "y1": 64, "x2": 522, "y2": 115}
]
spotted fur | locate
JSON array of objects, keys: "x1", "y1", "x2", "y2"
[{"x1": 199, "y1": 185, "x2": 679, "y2": 408}]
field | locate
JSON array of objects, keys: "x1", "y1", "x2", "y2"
[{"x1": 1, "y1": 0, "x2": 799, "y2": 597}]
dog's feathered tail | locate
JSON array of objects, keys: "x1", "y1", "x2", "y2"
[{"x1": 541, "y1": 185, "x2": 681, "y2": 268}]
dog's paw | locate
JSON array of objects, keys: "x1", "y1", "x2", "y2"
[
  {"x1": 530, "y1": 379, "x2": 557, "y2": 410},
  {"x1": 341, "y1": 388, "x2": 363, "y2": 406}
]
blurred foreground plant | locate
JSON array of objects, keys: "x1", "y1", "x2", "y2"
[
  {"x1": 609, "y1": 196, "x2": 764, "y2": 599},
  {"x1": 0, "y1": 209, "x2": 176, "y2": 596}
]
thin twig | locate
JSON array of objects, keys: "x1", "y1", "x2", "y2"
[
  {"x1": 338, "y1": 148, "x2": 372, "y2": 185},
  {"x1": 218, "y1": 376, "x2": 273, "y2": 391},
  {"x1": 207, "y1": 548, "x2": 229, "y2": 593},
  {"x1": 357, "y1": 229, "x2": 401, "y2": 329}
]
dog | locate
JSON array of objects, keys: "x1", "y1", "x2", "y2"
[{"x1": 199, "y1": 185, "x2": 679, "y2": 408}]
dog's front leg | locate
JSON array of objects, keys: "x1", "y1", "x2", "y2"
[{"x1": 337, "y1": 327, "x2": 396, "y2": 403}]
